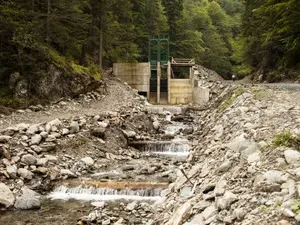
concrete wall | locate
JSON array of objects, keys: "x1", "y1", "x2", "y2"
[
  {"x1": 113, "y1": 63, "x2": 150, "y2": 93},
  {"x1": 169, "y1": 79, "x2": 193, "y2": 104},
  {"x1": 193, "y1": 86, "x2": 210, "y2": 106}
]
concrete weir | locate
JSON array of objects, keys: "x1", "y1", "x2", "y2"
[
  {"x1": 48, "y1": 181, "x2": 168, "y2": 201},
  {"x1": 129, "y1": 140, "x2": 190, "y2": 157}
]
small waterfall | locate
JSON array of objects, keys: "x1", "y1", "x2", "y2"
[
  {"x1": 48, "y1": 186, "x2": 163, "y2": 201},
  {"x1": 141, "y1": 142, "x2": 190, "y2": 157}
]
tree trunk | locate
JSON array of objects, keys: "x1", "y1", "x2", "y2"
[
  {"x1": 99, "y1": 29, "x2": 103, "y2": 70},
  {"x1": 46, "y1": 0, "x2": 51, "y2": 44}
]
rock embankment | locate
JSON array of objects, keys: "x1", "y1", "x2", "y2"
[{"x1": 153, "y1": 87, "x2": 300, "y2": 225}]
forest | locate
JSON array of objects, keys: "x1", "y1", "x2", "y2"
[{"x1": 0, "y1": 0, "x2": 299, "y2": 86}]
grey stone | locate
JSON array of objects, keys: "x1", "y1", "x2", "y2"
[
  {"x1": 98, "y1": 121, "x2": 109, "y2": 128},
  {"x1": 183, "y1": 214, "x2": 205, "y2": 225},
  {"x1": 31, "y1": 134, "x2": 42, "y2": 145},
  {"x1": 193, "y1": 201, "x2": 210, "y2": 211},
  {"x1": 40, "y1": 131, "x2": 48, "y2": 138},
  {"x1": 153, "y1": 121, "x2": 160, "y2": 130},
  {"x1": 36, "y1": 158, "x2": 48, "y2": 166},
  {"x1": 7, "y1": 165, "x2": 17, "y2": 178},
  {"x1": 17, "y1": 168, "x2": 33, "y2": 180},
  {"x1": 180, "y1": 187, "x2": 193, "y2": 198},
  {"x1": 282, "y1": 208, "x2": 295, "y2": 218},
  {"x1": 284, "y1": 150, "x2": 300, "y2": 165},
  {"x1": 0, "y1": 183, "x2": 15, "y2": 207},
  {"x1": 263, "y1": 170, "x2": 285, "y2": 184},
  {"x1": 233, "y1": 208, "x2": 247, "y2": 221},
  {"x1": 61, "y1": 128, "x2": 69, "y2": 135},
  {"x1": 46, "y1": 119, "x2": 62, "y2": 132},
  {"x1": 215, "y1": 179, "x2": 227, "y2": 196},
  {"x1": 218, "y1": 160, "x2": 232, "y2": 172},
  {"x1": 21, "y1": 154, "x2": 37, "y2": 165},
  {"x1": 0, "y1": 135, "x2": 12, "y2": 143},
  {"x1": 202, "y1": 205, "x2": 217, "y2": 220},
  {"x1": 45, "y1": 135, "x2": 56, "y2": 142},
  {"x1": 60, "y1": 169, "x2": 77, "y2": 178},
  {"x1": 217, "y1": 191, "x2": 238, "y2": 209},
  {"x1": 14, "y1": 187, "x2": 40, "y2": 209},
  {"x1": 91, "y1": 128, "x2": 106, "y2": 138},
  {"x1": 241, "y1": 143, "x2": 260, "y2": 159},
  {"x1": 40, "y1": 143, "x2": 56, "y2": 152},
  {"x1": 81, "y1": 157, "x2": 94, "y2": 166},
  {"x1": 248, "y1": 152, "x2": 261, "y2": 164},
  {"x1": 45, "y1": 155, "x2": 58, "y2": 163},
  {"x1": 26, "y1": 124, "x2": 40, "y2": 135},
  {"x1": 227, "y1": 134, "x2": 250, "y2": 153},
  {"x1": 31, "y1": 145, "x2": 43, "y2": 153},
  {"x1": 126, "y1": 201, "x2": 138, "y2": 211},
  {"x1": 102, "y1": 219, "x2": 111, "y2": 225},
  {"x1": 69, "y1": 121, "x2": 80, "y2": 133}
]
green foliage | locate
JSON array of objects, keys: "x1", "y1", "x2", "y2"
[
  {"x1": 273, "y1": 130, "x2": 300, "y2": 150},
  {"x1": 291, "y1": 200, "x2": 300, "y2": 215},
  {"x1": 242, "y1": 0, "x2": 300, "y2": 79},
  {"x1": 219, "y1": 87, "x2": 245, "y2": 112}
]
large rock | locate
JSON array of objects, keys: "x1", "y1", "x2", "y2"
[
  {"x1": 69, "y1": 121, "x2": 80, "y2": 133},
  {"x1": 241, "y1": 143, "x2": 260, "y2": 159},
  {"x1": 217, "y1": 191, "x2": 238, "y2": 209},
  {"x1": 0, "y1": 183, "x2": 15, "y2": 207},
  {"x1": 183, "y1": 214, "x2": 205, "y2": 225},
  {"x1": 14, "y1": 187, "x2": 40, "y2": 209},
  {"x1": 6, "y1": 165, "x2": 17, "y2": 178},
  {"x1": 0, "y1": 135, "x2": 12, "y2": 143},
  {"x1": 26, "y1": 124, "x2": 40, "y2": 135},
  {"x1": 81, "y1": 157, "x2": 94, "y2": 166},
  {"x1": 18, "y1": 168, "x2": 33, "y2": 180},
  {"x1": 31, "y1": 134, "x2": 42, "y2": 145},
  {"x1": 91, "y1": 128, "x2": 105, "y2": 138},
  {"x1": 21, "y1": 154, "x2": 37, "y2": 165},
  {"x1": 165, "y1": 200, "x2": 192, "y2": 225},
  {"x1": 227, "y1": 134, "x2": 251, "y2": 153},
  {"x1": 284, "y1": 149, "x2": 300, "y2": 165},
  {"x1": 202, "y1": 205, "x2": 217, "y2": 220},
  {"x1": 46, "y1": 119, "x2": 63, "y2": 132}
]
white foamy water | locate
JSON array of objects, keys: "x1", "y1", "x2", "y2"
[
  {"x1": 152, "y1": 151, "x2": 189, "y2": 156},
  {"x1": 48, "y1": 186, "x2": 162, "y2": 201},
  {"x1": 142, "y1": 142, "x2": 190, "y2": 157}
]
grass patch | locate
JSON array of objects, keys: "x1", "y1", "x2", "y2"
[
  {"x1": 291, "y1": 200, "x2": 300, "y2": 215},
  {"x1": 273, "y1": 130, "x2": 300, "y2": 150},
  {"x1": 250, "y1": 88, "x2": 274, "y2": 100},
  {"x1": 49, "y1": 48, "x2": 101, "y2": 80},
  {"x1": 219, "y1": 87, "x2": 246, "y2": 112}
]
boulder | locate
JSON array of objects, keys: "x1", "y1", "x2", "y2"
[
  {"x1": 18, "y1": 168, "x2": 33, "y2": 180},
  {"x1": 21, "y1": 154, "x2": 37, "y2": 165},
  {"x1": 217, "y1": 191, "x2": 238, "y2": 209},
  {"x1": 81, "y1": 157, "x2": 94, "y2": 166},
  {"x1": 70, "y1": 121, "x2": 80, "y2": 133},
  {"x1": 0, "y1": 183, "x2": 15, "y2": 207},
  {"x1": 91, "y1": 128, "x2": 106, "y2": 138},
  {"x1": 6, "y1": 165, "x2": 17, "y2": 178},
  {"x1": 227, "y1": 134, "x2": 250, "y2": 153},
  {"x1": 46, "y1": 119, "x2": 63, "y2": 132},
  {"x1": 165, "y1": 200, "x2": 192, "y2": 225},
  {"x1": 284, "y1": 149, "x2": 300, "y2": 165},
  {"x1": 31, "y1": 134, "x2": 42, "y2": 145},
  {"x1": 0, "y1": 135, "x2": 12, "y2": 143},
  {"x1": 14, "y1": 187, "x2": 40, "y2": 209}
]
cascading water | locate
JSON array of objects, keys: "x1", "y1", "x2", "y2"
[{"x1": 48, "y1": 185, "x2": 163, "y2": 201}]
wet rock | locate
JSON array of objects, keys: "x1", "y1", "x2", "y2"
[
  {"x1": 0, "y1": 182, "x2": 15, "y2": 207},
  {"x1": 21, "y1": 154, "x2": 37, "y2": 165},
  {"x1": 70, "y1": 121, "x2": 80, "y2": 133},
  {"x1": 284, "y1": 149, "x2": 300, "y2": 165},
  {"x1": 14, "y1": 187, "x2": 41, "y2": 209},
  {"x1": 31, "y1": 134, "x2": 42, "y2": 145},
  {"x1": 18, "y1": 168, "x2": 33, "y2": 180},
  {"x1": 0, "y1": 135, "x2": 11, "y2": 143},
  {"x1": 91, "y1": 128, "x2": 105, "y2": 138}
]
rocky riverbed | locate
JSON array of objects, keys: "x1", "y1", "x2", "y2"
[{"x1": 0, "y1": 75, "x2": 300, "y2": 225}]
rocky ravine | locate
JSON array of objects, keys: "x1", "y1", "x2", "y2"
[{"x1": 151, "y1": 86, "x2": 300, "y2": 225}]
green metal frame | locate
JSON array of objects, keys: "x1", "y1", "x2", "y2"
[{"x1": 148, "y1": 36, "x2": 170, "y2": 71}]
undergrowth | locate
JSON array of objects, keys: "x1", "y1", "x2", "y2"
[
  {"x1": 273, "y1": 130, "x2": 300, "y2": 150},
  {"x1": 218, "y1": 87, "x2": 246, "y2": 113}
]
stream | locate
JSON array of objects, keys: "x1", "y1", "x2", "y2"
[{"x1": 0, "y1": 107, "x2": 193, "y2": 225}]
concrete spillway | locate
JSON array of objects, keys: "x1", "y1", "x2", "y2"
[{"x1": 48, "y1": 181, "x2": 168, "y2": 201}]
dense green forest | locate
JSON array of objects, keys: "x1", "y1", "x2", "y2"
[{"x1": 0, "y1": 0, "x2": 299, "y2": 91}]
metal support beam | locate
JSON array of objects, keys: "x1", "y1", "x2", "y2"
[{"x1": 157, "y1": 62, "x2": 161, "y2": 104}]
